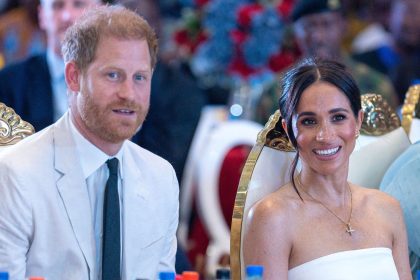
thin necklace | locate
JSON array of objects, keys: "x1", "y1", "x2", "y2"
[{"x1": 296, "y1": 175, "x2": 355, "y2": 236}]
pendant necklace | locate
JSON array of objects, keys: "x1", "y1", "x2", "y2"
[{"x1": 296, "y1": 175, "x2": 355, "y2": 236}]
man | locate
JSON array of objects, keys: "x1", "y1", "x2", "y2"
[
  {"x1": 0, "y1": 0, "x2": 100, "y2": 132},
  {"x1": 353, "y1": 0, "x2": 420, "y2": 103},
  {"x1": 291, "y1": 0, "x2": 399, "y2": 109},
  {"x1": 255, "y1": 0, "x2": 400, "y2": 124},
  {"x1": 380, "y1": 142, "x2": 420, "y2": 279},
  {"x1": 0, "y1": 5, "x2": 179, "y2": 280},
  {"x1": 0, "y1": 0, "x2": 46, "y2": 66}
]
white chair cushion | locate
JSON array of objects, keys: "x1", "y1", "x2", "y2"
[
  {"x1": 409, "y1": 118, "x2": 420, "y2": 144},
  {"x1": 349, "y1": 127, "x2": 411, "y2": 188}
]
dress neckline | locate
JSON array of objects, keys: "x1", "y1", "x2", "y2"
[{"x1": 289, "y1": 247, "x2": 392, "y2": 272}]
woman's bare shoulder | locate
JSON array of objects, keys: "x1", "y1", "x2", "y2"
[
  {"x1": 245, "y1": 182, "x2": 300, "y2": 252},
  {"x1": 352, "y1": 184, "x2": 402, "y2": 216},
  {"x1": 249, "y1": 183, "x2": 301, "y2": 225}
]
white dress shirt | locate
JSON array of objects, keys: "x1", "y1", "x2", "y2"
[{"x1": 68, "y1": 115, "x2": 125, "y2": 279}]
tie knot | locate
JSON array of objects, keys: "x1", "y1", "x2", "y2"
[{"x1": 106, "y1": 158, "x2": 119, "y2": 176}]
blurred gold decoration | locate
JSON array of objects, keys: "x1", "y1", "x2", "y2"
[
  {"x1": 0, "y1": 102, "x2": 35, "y2": 146},
  {"x1": 328, "y1": 0, "x2": 341, "y2": 10},
  {"x1": 401, "y1": 84, "x2": 420, "y2": 135},
  {"x1": 360, "y1": 94, "x2": 401, "y2": 136}
]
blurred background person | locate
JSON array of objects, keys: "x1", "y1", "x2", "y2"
[
  {"x1": 381, "y1": 141, "x2": 420, "y2": 280},
  {"x1": 351, "y1": 0, "x2": 393, "y2": 55},
  {"x1": 353, "y1": 0, "x2": 420, "y2": 103},
  {"x1": 0, "y1": 0, "x2": 101, "y2": 132},
  {"x1": 291, "y1": 0, "x2": 399, "y2": 109},
  {"x1": 255, "y1": 0, "x2": 399, "y2": 126},
  {"x1": 0, "y1": 0, "x2": 46, "y2": 68}
]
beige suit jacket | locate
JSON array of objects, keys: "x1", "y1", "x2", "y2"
[{"x1": 0, "y1": 113, "x2": 179, "y2": 280}]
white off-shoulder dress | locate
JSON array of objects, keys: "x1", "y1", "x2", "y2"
[{"x1": 288, "y1": 247, "x2": 399, "y2": 280}]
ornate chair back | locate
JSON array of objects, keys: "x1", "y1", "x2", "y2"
[
  {"x1": 401, "y1": 83, "x2": 420, "y2": 143},
  {"x1": 0, "y1": 102, "x2": 34, "y2": 150},
  {"x1": 230, "y1": 93, "x2": 410, "y2": 279},
  {"x1": 196, "y1": 118, "x2": 262, "y2": 276}
]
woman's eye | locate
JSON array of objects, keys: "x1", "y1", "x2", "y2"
[
  {"x1": 301, "y1": 118, "x2": 316, "y2": 126},
  {"x1": 333, "y1": 114, "x2": 346, "y2": 122}
]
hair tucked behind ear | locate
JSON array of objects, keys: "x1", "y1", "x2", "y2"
[{"x1": 278, "y1": 57, "x2": 361, "y2": 198}]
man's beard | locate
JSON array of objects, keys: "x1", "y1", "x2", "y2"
[{"x1": 79, "y1": 92, "x2": 148, "y2": 144}]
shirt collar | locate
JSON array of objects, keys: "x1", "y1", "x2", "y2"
[
  {"x1": 46, "y1": 48, "x2": 65, "y2": 81},
  {"x1": 68, "y1": 112, "x2": 125, "y2": 180}
]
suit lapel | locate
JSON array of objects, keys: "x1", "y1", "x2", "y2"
[
  {"x1": 53, "y1": 115, "x2": 95, "y2": 274},
  {"x1": 122, "y1": 148, "x2": 164, "y2": 277}
]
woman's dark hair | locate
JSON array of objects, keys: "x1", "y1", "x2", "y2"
[{"x1": 278, "y1": 58, "x2": 362, "y2": 198}]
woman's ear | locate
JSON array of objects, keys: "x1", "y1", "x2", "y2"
[
  {"x1": 281, "y1": 118, "x2": 289, "y2": 137},
  {"x1": 357, "y1": 109, "x2": 364, "y2": 131}
]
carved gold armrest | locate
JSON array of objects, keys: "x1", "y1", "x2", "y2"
[{"x1": 0, "y1": 102, "x2": 35, "y2": 146}]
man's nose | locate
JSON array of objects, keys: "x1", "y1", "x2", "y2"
[{"x1": 118, "y1": 79, "x2": 136, "y2": 100}]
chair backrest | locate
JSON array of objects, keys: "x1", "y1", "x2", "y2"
[
  {"x1": 230, "y1": 93, "x2": 410, "y2": 279},
  {"x1": 196, "y1": 118, "x2": 263, "y2": 276},
  {"x1": 401, "y1": 83, "x2": 420, "y2": 143},
  {"x1": 178, "y1": 106, "x2": 229, "y2": 249},
  {"x1": 0, "y1": 102, "x2": 34, "y2": 150},
  {"x1": 230, "y1": 110, "x2": 294, "y2": 280},
  {"x1": 349, "y1": 94, "x2": 410, "y2": 187}
]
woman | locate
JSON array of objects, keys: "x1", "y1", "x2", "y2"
[{"x1": 243, "y1": 58, "x2": 412, "y2": 279}]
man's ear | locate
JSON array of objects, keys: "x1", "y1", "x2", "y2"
[{"x1": 65, "y1": 61, "x2": 81, "y2": 93}]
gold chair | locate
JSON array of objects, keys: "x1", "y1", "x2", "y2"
[
  {"x1": 230, "y1": 93, "x2": 410, "y2": 279},
  {"x1": 0, "y1": 102, "x2": 34, "y2": 148},
  {"x1": 401, "y1": 83, "x2": 420, "y2": 143}
]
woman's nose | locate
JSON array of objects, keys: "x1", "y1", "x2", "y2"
[{"x1": 316, "y1": 123, "x2": 334, "y2": 141}]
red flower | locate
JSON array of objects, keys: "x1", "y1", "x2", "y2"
[
  {"x1": 195, "y1": 0, "x2": 210, "y2": 8},
  {"x1": 276, "y1": 0, "x2": 295, "y2": 18},
  {"x1": 237, "y1": 3, "x2": 264, "y2": 27},
  {"x1": 174, "y1": 29, "x2": 208, "y2": 54},
  {"x1": 230, "y1": 29, "x2": 248, "y2": 45},
  {"x1": 228, "y1": 56, "x2": 259, "y2": 78},
  {"x1": 268, "y1": 51, "x2": 296, "y2": 73}
]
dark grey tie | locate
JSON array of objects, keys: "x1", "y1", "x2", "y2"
[{"x1": 102, "y1": 158, "x2": 121, "y2": 280}]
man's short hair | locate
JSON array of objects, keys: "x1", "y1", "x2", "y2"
[{"x1": 61, "y1": 5, "x2": 158, "y2": 71}]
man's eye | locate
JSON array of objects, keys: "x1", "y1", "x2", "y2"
[
  {"x1": 134, "y1": 74, "x2": 145, "y2": 81},
  {"x1": 107, "y1": 72, "x2": 119, "y2": 80}
]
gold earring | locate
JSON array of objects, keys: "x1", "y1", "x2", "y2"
[{"x1": 355, "y1": 130, "x2": 360, "y2": 139}]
